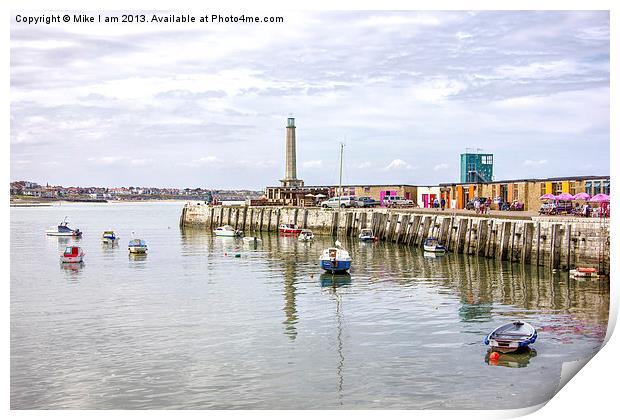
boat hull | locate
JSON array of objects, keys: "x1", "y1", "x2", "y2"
[
  {"x1": 47, "y1": 231, "x2": 81, "y2": 237},
  {"x1": 359, "y1": 236, "x2": 375, "y2": 241},
  {"x1": 61, "y1": 256, "x2": 83, "y2": 263},
  {"x1": 214, "y1": 231, "x2": 239, "y2": 237},
  {"x1": 423, "y1": 245, "x2": 446, "y2": 252},
  {"x1": 128, "y1": 246, "x2": 147, "y2": 254},
  {"x1": 485, "y1": 321, "x2": 537, "y2": 353},
  {"x1": 320, "y1": 259, "x2": 351, "y2": 273}
]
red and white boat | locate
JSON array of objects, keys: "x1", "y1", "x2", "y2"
[
  {"x1": 569, "y1": 267, "x2": 599, "y2": 278},
  {"x1": 60, "y1": 246, "x2": 85, "y2": 263},
  {"x1": 278, "y1": 223, "x2": 302, "y2": 235}
]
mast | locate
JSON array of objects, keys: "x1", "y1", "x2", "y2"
[{"x1": 338, "y1": 142, "x2": 344, "y2": 209}]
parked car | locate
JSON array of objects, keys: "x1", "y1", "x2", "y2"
[
  {"x1": 383, "y1": 196, "x2": 414, "y2": 207},
  {"x1": 321, "y1": 196, "x2": 354, "y2": 209},
  {"x1": 353, "y1": 196, "x2": 379, "y2": 207}
]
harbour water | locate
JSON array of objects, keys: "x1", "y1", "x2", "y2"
[{"x1": 11, "y1": 202, "x2": 609, "y2": 409}]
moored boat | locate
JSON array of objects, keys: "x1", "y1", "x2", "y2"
[
  {"x1": 60, "y1": 246, "x2": 84, "y2": 263},
  {"x1": 320, "y1": 243, "x2": 352, "y2": 273},
  {"x1": 128, "y1": 238, "x2": 148, "y2": 254},
  {"x1": 279, "y1": 223, "x2": 302, "y2": 235},
  {"x1": 484, "y1": 321, "x2": 537, "y2": 353},
  {"x1": 101, "y1": 230, "x2": 118, "y2": 244},
  {"x1": 569, "y1": 267, "x2": 599, "y2": 278},
  {"x1": 242, "y1": 236, "x2": 262, "y2": 244},
  {"x1": 46, "y1": 217, "x2": 82, "y2": 237},
  {"x1": 298, "y1": 229, "x2": 314, "y2": 241},
  {"x1": 423, "y1": 237, "x2": 446, "y2": 253},
  {"x1": 359, "y1": 228, "x2": 376, "y2": 241},
  {"x1": 214, "y1": 225, "x2": 242, "y2": 237}
]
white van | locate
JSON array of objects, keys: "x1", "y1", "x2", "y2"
[
  {"x1": 383, "y1": 196, "x2": 414, "y2": 207},
  {"x1": 321, "y1": 196, "x2": 354, "y2": 209}
]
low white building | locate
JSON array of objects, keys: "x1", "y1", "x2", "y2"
[{"x1": 416, "y1": 186, "x2": 442, "y2": 208}]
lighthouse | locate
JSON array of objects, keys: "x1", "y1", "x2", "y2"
[{"x1": 280, "y1": 117, "x2": 304, "y2": 188}]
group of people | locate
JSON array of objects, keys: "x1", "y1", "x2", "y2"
[
  {"x1": 473, "y1": 197, "x2": 491, "y2": 214},
  {"x1": 432, "y1": 197, "x2": 447, "y2": 210}
]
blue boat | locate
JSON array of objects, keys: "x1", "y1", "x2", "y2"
[
  {"x1": 320, "y1": 246, "x2": 352, "y2": 273},
  {"x1": 484, "y1": 321, "x2": 537, "y2": 353},
  {"x1": 45, "y1": 217, "x2": 82, "y2": 237},
  {"x1": 128, "y1": 238, "x2": 148, "y2": 254}
]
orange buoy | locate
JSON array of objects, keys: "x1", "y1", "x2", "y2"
[{"x1": 490, "y1": 352, "x2": 500, "y2": 361}]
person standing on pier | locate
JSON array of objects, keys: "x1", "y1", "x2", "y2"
[{"x1": 441, "y1": 197, "x2": 446, "y2": 211}]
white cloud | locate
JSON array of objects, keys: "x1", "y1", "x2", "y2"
[
  {"x1": 385, "y1": 159, "x2": 413, "y2": 170},
  {"x1": 433, "y1": 163, "x2": 450, "y2": 171},
  {"x1": 302, "y1": 160, "x2": 323, "y2": 169},
  {"x1": 357, "y1": 161, "x2": 372, "y2": 169},
  {"x1": 523, "y1": 159, "x2": 548, "y2": 166},
  {"x1": 456, "y1": 31, "x2": 472, "y2": 40}
]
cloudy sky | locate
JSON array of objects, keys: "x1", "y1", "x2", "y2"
[{"x1": 10, "y1": 11, "x2": 609, "y2": 189}]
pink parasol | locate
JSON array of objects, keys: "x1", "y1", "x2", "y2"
[
  {"x1": 555, "y1": 192, "x2": 574, "y2": 201},
  {"x1": 589, "y1": 193, "x2": 610, "y2": 203},
  {"x1": 539, "y1": 193, "x2": 556, "y2": 200},
  {"x1": 573, "y1": 192, "x2": 591, "y2": 200}
]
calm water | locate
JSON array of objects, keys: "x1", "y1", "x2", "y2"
[{"x1": 11, "y1": 202, "x2": 609, "y2": 409}]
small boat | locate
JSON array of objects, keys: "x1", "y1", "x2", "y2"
[
  {"x1": 298, "y1": 229, "x2": 314, "y2": 241},
  {"x1": 320, "y1": 243, "x2": 352, "y2": 273},
  {"x1": 214, "y1": 225, "x2": 242, "y2": 237},
  {"x1": 278, "y1": 223, "x2": 302, "y2": 235},
  {"x1": 101, "y1": 230, "x2": 118, "y2": 244},
  {"x1": 242, "y1": 236, "x2": 262, "y2": 244},
  {"x1": 60, "y1": 246, "x2": 84, "y2": 263},
  {"x1": 569, "y1": 267, "x2": 599, "y2": 278},
  {"x1": 128, "y1": 238, "x2": 148, "y2": 254},
  {"x1": 46, "y1": 217, "x2": 82, "y2": 237},
  {"x1": 423, "y1": 237, "x2": 446, "y2": 253},
  {"x1": 359, "y1": 228, "x2": 377, "y2": 241},
  {"x1": 484, "y1": 321, "x2": 537, "y2": 353}
]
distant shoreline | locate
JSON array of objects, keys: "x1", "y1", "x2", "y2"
[{"x1": 10, "y1": 198, "x2": 204, "y2": 207}]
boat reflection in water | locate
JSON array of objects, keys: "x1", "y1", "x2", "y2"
[
  {"x1": 128, "y1": 253, "x2": 148, "y2": 262},
  {"x1": 319, "y1": 272, "x2": 352, "y2": 288},
  {"x1": 485, "y1": 348, "x2": 537, "y2": 368},
  {"x1": 423, "y1": 251, "x2": 445, "y2": 259},
  {"x1": 60, "y1": 261, "x2": 84, "y2": 272}
]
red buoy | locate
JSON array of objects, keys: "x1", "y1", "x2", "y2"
[{"x1": 490, "y1": 352, "x2": 500, "y2": 361}]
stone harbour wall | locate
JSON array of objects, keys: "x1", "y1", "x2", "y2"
[{"x1": 180, "y1": 204, "x2": 610, "y2": 274}]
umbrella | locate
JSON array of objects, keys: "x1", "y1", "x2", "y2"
[
  {"x1": 305, "y1": 193, "x2": 315, "y2": 197},
  {"x1": 555, "y1": 192, "x2": 574, "y2": 201},
  {"x1": 539, "y1": 193, "x2": 556, "y2": 200},
  {"x1": 589, "y1": 193, "x2": 610, "y2": 203},
  {"x1": 573, "y1": 192, "x2": 591, "y2": 200}
]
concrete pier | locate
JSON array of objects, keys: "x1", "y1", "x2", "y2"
[{"x1": 181, "y1": 204, "x2": 610, "y2": 274}]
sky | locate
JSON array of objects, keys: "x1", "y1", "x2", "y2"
[{"x1": 10, "y1": 10, "x2": 610, "y2": 189}]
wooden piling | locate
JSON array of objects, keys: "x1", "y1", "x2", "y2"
[
  {"x1": 477, "y1": 220, "x2": 488, "y2": 256},
  {"x1": 522, "y1": 222, "x2": 534, "y2": 264},
  {"x1": 499, "y1": 222, "x2": 511, "y2": 261},
  {"x1": 455, "y1": 219, "x2": 468, "y2": 253},
  {"x1": 550, "y1": 224, "x2": 562, "y2": 270}
]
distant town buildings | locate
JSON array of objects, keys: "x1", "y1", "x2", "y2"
[{"x1": 10, "y1": 181, "x2": 261, "y2": 203}]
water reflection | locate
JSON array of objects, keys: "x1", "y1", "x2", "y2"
[
  {"x1": 282, "y1": 260, "x2": 298, "y2": 340},
  {"x1": 319, "y1": 273, "x2": 352, "y2": 288},
  {"x1": 485, "y1": 348, "x2": 537, "y2": 368},
  {"x1": 60, "y1": 261, "x2": 84, "y2": 281}
]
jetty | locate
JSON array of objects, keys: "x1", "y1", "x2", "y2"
[{"x1": 180, "y1": 205, "x2": 610, "y2": 274}]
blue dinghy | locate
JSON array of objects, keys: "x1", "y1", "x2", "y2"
[{"x1": 484, "y1": 321, "x2": 537, "y2": 353}]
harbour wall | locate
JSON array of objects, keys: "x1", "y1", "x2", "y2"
[{"x1": 180, "y1": 204, "x2": 610, "y2": 274}]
